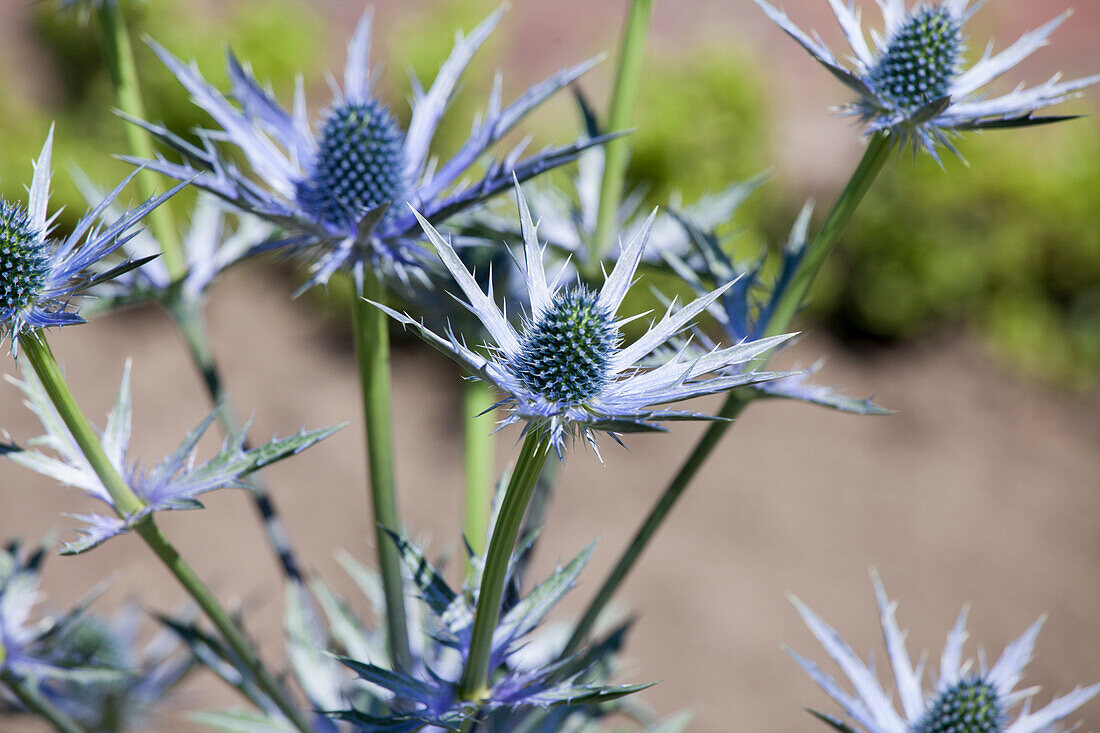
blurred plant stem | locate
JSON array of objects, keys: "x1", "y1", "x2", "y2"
[
  {"x1": 463, "y1": 378, "x2": 496, "y2": 576},
  {"x1": 0, "y1": 668, "x2": 88, "y2": 733},
  {"x1": 564, "y1": 132, "x2": 894, "y2": 655},
  {"x1": 585, "y1": 0, "x2": 655, "y2": 278},
  {"x1": 457, "y1": 432, "x2": 552, "y2": 702},
  {"x1": 172, "y1": 300, "x2": 305, "y2": 581},
  {"x1": 18, "y1": 331, "x2": 314, "y2": 733},
  {"x1": 351, "y1": 273, "x2": 412, "y2": 673},
  {"x1": 94, "y1": 2, "x2": 184, "y2": 279}
]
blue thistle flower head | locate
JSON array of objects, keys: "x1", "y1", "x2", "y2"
[
  {"x1": 789, "y1": 573, "x2": 1100, "y2": 733},
  {"x1": 375, "y1": 183, "x2": 799, "y2": 457},
  {"x1": 0, "y1": 129, "x2": 182, "y2": 346},
  {"x1": 755, "y1": 0, "x2": 1100, "y2": 159},
  {"x1": 1, "y1": 360, "x2": 341, "y2": 554},
  {"x1": 127, "y1": 8, "x2": 608, "y2": 291}
]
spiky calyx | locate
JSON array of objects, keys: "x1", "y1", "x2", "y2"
[
  {"x1": 297, "y1": 99, "x2": 406, "y2": 231},
  {"x1": 511, "y1": 288, "x2": 616, "y2": 404},
  {"x1": 0, "y1": 201, "x2": 48, "y2": 315},
  {"x1": 870, "y1": 6, "x2": 962, "y2": 111},
  {"x1": 914, "y1": 678, "x2": 1003, "y2": 733}
]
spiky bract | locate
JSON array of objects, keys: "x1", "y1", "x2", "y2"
[{"x1": 0, "y1": 130, "x2": 181, "y2": 344}]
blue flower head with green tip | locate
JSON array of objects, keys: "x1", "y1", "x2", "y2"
[
  {"x1": 373, "y1": 182, "x2": 798, "y2": 457},
  {"x1": 789, "y1": 573, "x2": 1100, "y2": 733},
  {"x1": 0, "y1": 129, "x2": 182, "y2": 347},
  {"x1": 755, "y1": 0, "x2": 1100, "y2": 159},
  {"x1": 127, "y1": 8, "x2": 608, "y2": 291}
]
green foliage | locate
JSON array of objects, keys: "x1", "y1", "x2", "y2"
[{"x1": 815, "y1": 121, "x2": 1100, "y2": 388}]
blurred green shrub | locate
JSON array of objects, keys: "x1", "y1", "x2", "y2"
[{"x1": 813, "y1": 123, "x2": 1100, "y2": 388}]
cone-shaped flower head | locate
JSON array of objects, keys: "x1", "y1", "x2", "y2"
[
  {"x1": 789, "y1": 573, "x2": 1100, "y2": 733},
  {"x1": 0, "y1": 129, "x2": 181, "y2": 345},
  {"x1": 755, "y1": 0, "x2": 1100, "y2": 158},
  {"x1": 128, "y1": 9, "x2": 606, "y2": 290},
  {"x1": 374, "y1": 183, "x2": 797, "y2": 456}
]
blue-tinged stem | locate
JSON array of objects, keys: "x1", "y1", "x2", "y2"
[
  {"x1": 563, "y1": 132, "x2": 894, "y2": 654},
  {"x1": 17, "y1": 331, "x2": 314, "y2": 733},
  {"x1": 351, "y1": 273, "x2": 412, "y2": 673},
  {"x1": 172, "y1": 300, "x2": 305, "y2": 582},
  {"x1": 457, "y1": 432, "x2": 552, "y2": 702},
  {"x1": 95, "y1": 1, "x2": 184, "y2": 280},
  {"x1": 463, "y1": 378, "x2": 496, "y2": 576},
  {"x1": 0, "y1": 668, "x2": 87, "y2": 733},
  {"x1": 585, "y1": 0, "x2": 656, "y2": 278}
]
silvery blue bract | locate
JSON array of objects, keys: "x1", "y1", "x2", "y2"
[
  {"x1": 790, "y1": 574, "x2": 1100, "y2": 733},
  {"x1": 1, "y1": 360, "x2": 340, "y2": 554},
  {"x1": 756, "y1": 0, "x2": 1100, "y2": 159},
  {"x1": 375, "y1": 184, "x2": 798, "y2": 456},
  {"x1": 126, "y1": 8, "x2": 608, "y2": 290},
  {"x1": 0, "y1": 130, "x2": 182, "y2": 345}
]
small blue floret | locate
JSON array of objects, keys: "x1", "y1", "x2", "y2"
[
  {"x1": 0, "y1": 201, "x2": 48, "y2": 314},
  {"x1": 914, "y1": 677, "x2": 1003, "y2": 733},
  {"x1": 296, "y1": 99, "x2": 406, "y2": 230},
  {"x1": 511, "y1": 288, "x2": 616, "y2": 404},
  {"x1": 869, "y1": 7, "x2": 961, "y2": 111}
]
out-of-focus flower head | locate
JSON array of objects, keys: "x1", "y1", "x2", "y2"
[
  {"x1": 789, "y1": 573, "x2": 1100, "y2": 733},
  {"x1": 0, "y1": 129, "x2": 182, "y2": 347},
  {"x1": 1, "y1": 360, "x2": 340, "y2": 554},
  {"x1": 126, "y1": 8, "x2": 608, "y2": 291},
  {"x1": 663, "y1": 188, "x2": 890, "y2": 416},
  {"x1": 375, "y1": 184, "x2": 797, "y2": 457},
  {"x1": 755, "y1": 0, "x2": 1100, "y2": 159},
  {"x1": 75, "y1": 178, "x2": 272, "y2": 314}
]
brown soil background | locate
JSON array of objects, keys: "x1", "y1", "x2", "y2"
[{"x1": 1, "y1": 1, "x2": 1099, "y2": 731}]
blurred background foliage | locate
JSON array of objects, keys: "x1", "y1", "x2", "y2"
[{"x1": 5, "y1": 0, "x2": 1097, "y2": 388}]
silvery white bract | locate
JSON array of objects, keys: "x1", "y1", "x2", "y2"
[
  {"x1": 789, "y1": 574, "x2": 1100, "y2": 733},
  {"x1": 127, "y1": 8, "x2": 607, "y2": 290},
  {"x1": 1, "y1": 360, "x2": 340, "y2": 554},
  {"x1": 664, "y1": 189, "x2": 889, "y2": 416},
  {"x1": 0, "y1": 129, "x2": 182, "y2": 345},
  {"x1": 375, "y1": 184, "x2": 797, "y2": 456},
  {"x1": 755, "y1": 0, "x2": 1100, "y2": 159},
  {"x1": 77, "y1": 183, "x2": 272, "y2": 313}
]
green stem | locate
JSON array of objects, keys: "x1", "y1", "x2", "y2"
[
  {"x1": 763, "y1": 132, "x2": 893, "y2": 337},
  {"x1": 18, "y1": 332, "x2": 314, "y2": 733},
  {"x1": 462, "y1": 378, "x2": 496, "y2": 572},
  {"x1": 564, "y1": 133, "x2": 894, "y2": 652},
  {"x1": 96, "y1": 1, "x2": 185, "y2": 280},
  {"x1": 585, "y1": 0, "x2": 656, "y2": 278},
  {"x1": 172, "y1": 301, "x2": 305, "y2": 581},
  {"x1": 0, "y1": 669, "x2": 87, "y2": 733},
  {"x1": 457, "y1": 433, "x2": 552, "y2": 701},
  {"x1": 351, "y1": 274, "x2": 412, "y2": 673}
]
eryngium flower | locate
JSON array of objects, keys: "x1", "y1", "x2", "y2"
[
  {"x1": 755, "y1": 0, "x2": 1100, "y2": 157},
  {"x1": 789, "y1": 574, "x2": 1100, "y2": 733},
  {"x1": 1, "y1": 360, "x2": 340, "y2": 554},
  {"x1": 0, "y1": 129, "x2": 181, "y2": 345},
  {"x1": 375, "y1": 184, "x2": 796, "y2": 455},
  {"x1": 128, "y1": 9, "x2": 605, "y2": 289}
]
